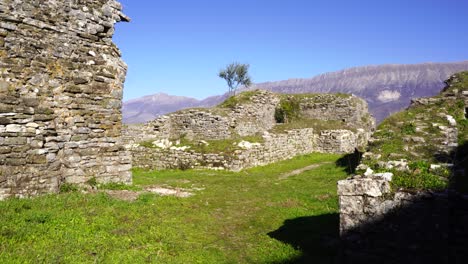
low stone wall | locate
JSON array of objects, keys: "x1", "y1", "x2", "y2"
[
  {"x1": 131, "y1": 128, "x2": 360, "y2": 171},
  {"x1": 336, "y1": 174, "x2": 467, "y2": 262}
]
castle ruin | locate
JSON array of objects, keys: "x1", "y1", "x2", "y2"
[{"x1": 0, "y1": 0, "x2": 132, "y2": 200}]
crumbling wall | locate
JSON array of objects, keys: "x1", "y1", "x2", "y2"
[
  {"x1": 132, "y1": 91, "x2": 280, "y2": 141},
  {"x1": 0, "y1": 0, "x2": 132, "y2": 199},
  {"x1": 130, "y1": 129, "x2": 362, "y2": 171},
  {"x1": 299, "y1": 94, "x2": 375, "y2": 130},
  {"x1": 337, "y1": 173, "x2": 457, "y2": 263},
  {"x1": 148, "y1": 109, "x2": 233, "y2": 140},
  {"x1": 123, "y1": 90, "x2": 376, "y2": 171}
]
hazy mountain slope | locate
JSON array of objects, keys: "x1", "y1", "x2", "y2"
[
  {"x1": 253, "y1": 61, "x2": 468, "y2": 121},
  {"x1": 122, "y1": 93, "x2": 200, "y2": 124},
  {"x1": 123, "y1": 61, "x2": 468, "y2": 124}
]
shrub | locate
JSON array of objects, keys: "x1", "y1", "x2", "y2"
[
  {"x1": 401, "y1": 123, "x2": 416, "y2": 134},
  {"x1": 59, "y1": 183, "x2": 79, "y2": 193},
  {"x1": 275, "y1": 97, "x2": 301, "y2": 123}
]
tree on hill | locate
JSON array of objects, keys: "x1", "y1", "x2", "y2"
[{"x1": 218, "y1": 62, "x2": 252, "y2": 96}]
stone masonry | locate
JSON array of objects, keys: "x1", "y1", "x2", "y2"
[
  {"x1": 337, "y1": 173, "x2": 455, "y2": 263},
  {"x1": 123, "y1": 91, "x2": 374, "y2": 144},
  {"x1": 137, "y1": 90, "x2": 280, "y2": 141},
  {"x1": 124, "y1": 91, "x2": 375, "y2": 171},
  {"x1": 0, "y1": 0, "x2": 132, "y2": 200},
  {"x1": 130, "y1": 128, "x2": 360, "y2": 171}
]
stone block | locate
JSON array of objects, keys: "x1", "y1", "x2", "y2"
[
  {"x1": 364, "y1": 197, "x2": 397, "y2": 215},
  {"x1": 339, "y1": 195, "x2": 364, "y2": 214},
  {"x1": 4, "y1": 137, "x2": 27, "y2": 145},
  {"x1": 337, "y1": 178, "x2": 391, "y2": 197}
]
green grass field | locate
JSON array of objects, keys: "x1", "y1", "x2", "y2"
[{"x1": 0, "y1": 153, "x2": 349, "y2": 263}]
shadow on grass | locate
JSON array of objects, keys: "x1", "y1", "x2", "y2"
[
  {"x1": 267, "y1": 213, "x2": 340, "y2": 264},
  {"x1": 335, "y1": 150, "x2": 362, "y2": 174}
]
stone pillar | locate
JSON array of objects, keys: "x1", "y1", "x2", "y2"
[
  {"x1": 0, "y1": 0, "x2": 132, "y2": 199},
  {"x1": 337, "y1": 174, "x2": 393, "y2": 235}
]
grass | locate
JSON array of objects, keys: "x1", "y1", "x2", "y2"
[
  {"x1": 218, "y1": 90, "x2": 263, "y2": 109},
  {"x1": 0, "y1": 153, "x2": 348, "y2": 263}
]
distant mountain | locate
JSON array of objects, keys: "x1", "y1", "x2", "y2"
[
  {"x1": 122, "y1": 93, "x2": 199, "y2": 124},
  {"x1": 122, "y1": 61, "x2": 468, "y2": 124},
  {"x1": 122, "y1": 92, "x2": 228, "y2": 124}
]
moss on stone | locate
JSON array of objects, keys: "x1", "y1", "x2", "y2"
[{"x1": 218, "y1": 90, "x2": 263, "y2": 108}]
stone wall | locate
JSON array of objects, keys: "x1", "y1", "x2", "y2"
[
  {"x1": 123, "y1": 90, "x2": 375, "y2": 171},
  {"x1": 0, "y1": 0, "x2": 132, "y2": 200},
  {"x1": 336, "y1": 173, "x2": 468, "y2": 262},
  {"x1": 122, "y1": 91, "x2": 374, "y2": 144},
  {"x1": 299, "y1": 94, "x2": 374, "y2": 130},
  {"x1": 130, "y1": 128, "x2": 361, "y2": 171},
  {"x1": 131, "y1": 90, "x2": 280, "y2": 141}
]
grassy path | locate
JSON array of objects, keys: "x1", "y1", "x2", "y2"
[
  {"x1": 278, "y1": 162, "x2": 333, "y2": 180},
  {"x1": 0, "y1": 153, "x2": 348, "y2": 263}
]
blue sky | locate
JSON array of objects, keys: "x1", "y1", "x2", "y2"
[{"x1": 114, "y1": 0, "x2": 468, "y2": 101}]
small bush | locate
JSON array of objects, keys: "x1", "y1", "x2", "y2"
[
  {"x1": 59, "y1": 183, "x2": 79, "y2": 193},
  {"x1": 274, "y1": 107, "x2": 286, "y2": 123},
  {"x1": 408, "y1": 160, "x2": 429, "y2": 172},
  {"x1": 401, "y1": 123, "x2": 416, "y2": 134},
  {"x1": 392, "y1": 171, "x2": 447, "y2": 191},
  {"x1": 275, "y1": 97, "x2": 301, "y2": 123}
]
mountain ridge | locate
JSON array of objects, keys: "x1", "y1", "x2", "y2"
[{"x1": 123, "y1": 61, "x2": 468, "y2": 124}]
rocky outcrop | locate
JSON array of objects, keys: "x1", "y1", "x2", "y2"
[{"x1": 0, "y1": 0, "x2": 132, "y2": 200}]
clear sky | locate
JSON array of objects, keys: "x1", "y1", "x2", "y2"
[{"x1": 114, "y1": 0, "x2": 468, "y2": 101}]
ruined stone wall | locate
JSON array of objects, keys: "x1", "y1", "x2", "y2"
[
  {"x1": 0, "y1": 0, "x2": 131, "y2": 199},
  {"x1": 123, "y1": 90, "x2": 375, "y2": 171},
  {"x1": 299, "y1": 94, "x2": 375, "y2": 130},
  {"x1": 128, "y1": 91, "x2": 280, "y2": 142},
  {"x1": 130, "y1": 129, "x2": 361, "y2": 171},
  {"x1": 336, "y1": 173, "x2": 465, "y2": 263},
  {"x1": 148, "y1": 109, "x2": 233, "y2": 141},
  {"x1": 230, "y1": 91, "x2": 279, "y2": 136}
]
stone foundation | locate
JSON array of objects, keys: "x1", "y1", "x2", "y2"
[
  {"x1": 131, "y1": 128, "x2": 361, "y2": 171},
  {"x1": 0, "y1": 0, "x2": 132, "y2": 200}
]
